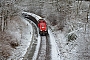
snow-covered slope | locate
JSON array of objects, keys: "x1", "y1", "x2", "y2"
[{"x1": 6, "y1": 16, "x2": 33, "y2": 60}]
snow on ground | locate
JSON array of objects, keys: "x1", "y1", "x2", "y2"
[
  {"x1": 48, "y1": 29, "x2": 61, "y2": 60},
  {"x1": 1, "y1": 11, "x2": 89, "y2": 60},
  {"x1": 22, "y1": 12, "x2": 42, "y2": 21},
  {"x1": 6, "y1": 16, "x2": 33, "y2": 60},
  {"x1": 0, "y1": 0, "x2": 90, "y2": 60},
  {"x1": 32, "y1": 34, "x2": 41, "y2": 60},
  {"x1": 49, "y1": 14, "x2": 90, "y2": 60},
  {"x1": 21, "y1": 12, "x2": 62, "y2": 60}
]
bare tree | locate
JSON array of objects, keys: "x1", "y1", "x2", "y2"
[{"x1": 0, "y1": 0, "x2": 19, "y2": 31}]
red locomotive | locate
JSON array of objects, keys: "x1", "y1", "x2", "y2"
[{"x1": 38, "y1": 19, "x2": 48, "y2": 36}]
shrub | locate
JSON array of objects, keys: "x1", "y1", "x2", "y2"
[
  {"x1": 68, "y1": 33, "x2": 77, "y2": 42},
  {"x1": 10, "y1": 40, "x2": 19, "y2": 49}
]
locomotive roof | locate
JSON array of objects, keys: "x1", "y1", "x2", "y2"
[{"x1": 38, "y1": 19, "x2": 46, "y2": 23}]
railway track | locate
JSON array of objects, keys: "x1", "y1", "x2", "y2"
[
  {"x1": 22, "y1": 13, "x2": 51, "y2": 60},
  {"x1": 46, "y1": 35, "x2": 51, "y2": 60},
  {"x1": 36, "y1": 36, "x2": 46, "y2": 60},
  {"x1": 23, "y1": 19, "x2": 38, "y2": 60},
  {"x1": 36, "y1": 35, "x2": 51, "y2": 60},
  {"x1": 23, "y1": 22, "x2": 51, "y2": 60}
]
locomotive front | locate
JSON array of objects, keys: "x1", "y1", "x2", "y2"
[{"x1": 38, "y1": 19, "x2": 48, "y2": 36}]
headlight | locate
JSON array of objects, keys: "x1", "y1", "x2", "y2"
[{"x1": 40, "y1": 30, "x2": 42, "y2": 31}]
